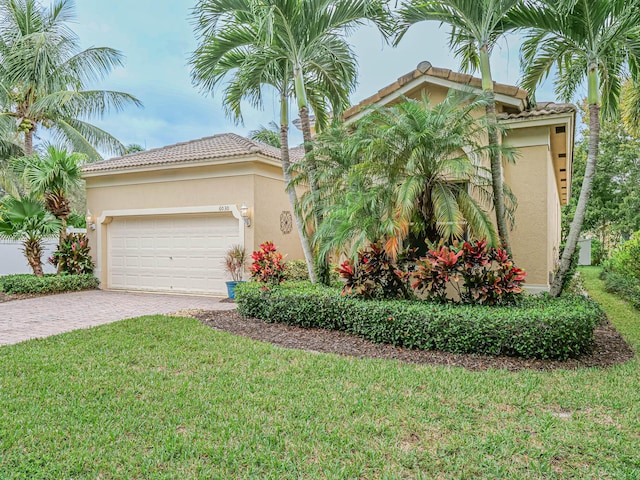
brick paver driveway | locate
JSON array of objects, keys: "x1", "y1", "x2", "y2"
[{"x1": 0, "y1": 290, "x2": 235, "y2": 346}]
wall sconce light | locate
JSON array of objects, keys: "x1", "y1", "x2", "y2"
[
  {"x1": 240, "y1": 203, "x2": 251, "y2": 227},
  {"x1": 86, "y1": 210, "x2": 96, "y2": 231}
]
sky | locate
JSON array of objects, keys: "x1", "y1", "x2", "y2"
[{"x1": 70, "y1": 0, "x2": 561, "y2": 156}]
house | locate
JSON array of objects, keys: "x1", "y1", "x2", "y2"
[
  {"x1": 342, "y1": 61, "x2": 576, "y2": 292},
  {"x1": 84, "y1": 61, "x2": 575, "y2": 295},
  {"x1": 83, "y1": 134, "x2": 304, "y2": 295}
]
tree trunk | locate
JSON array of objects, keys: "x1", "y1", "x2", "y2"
[
  {"x1": 24, "y1": 128, "x2": 34, "y2": 156},
  {"x1": 479, "y1": 46, "x2": 512, "y2": 256},
  {"x1": 24, "y1": 239, "x2": 44, "y2": 277},
  {"x1": 56, "y1": 217, "x2": 68, "y2": 274},
  {"x1": 486, "y1": 99, "x2": 511, "y2": 256},
  {"x1": 550, "y1": 103, "x2": 601, "y2": 296},
  {"x1": 280, "y1": 94, "x2": 317, "y2": 283}
]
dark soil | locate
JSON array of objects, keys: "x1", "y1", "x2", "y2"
[{"x1": 192, "y1": 310, "x2": 635, "y2": 372}]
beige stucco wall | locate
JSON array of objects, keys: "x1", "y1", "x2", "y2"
[
  {"x1": 84, "y1": 157, "x2": 302, "y2": 288},
  {"x1": 253, "y1": 175, "x2": 304, "y2": 261},
  {"x1": 503, "y1": 127, "x2": 552, "y2": 287}
]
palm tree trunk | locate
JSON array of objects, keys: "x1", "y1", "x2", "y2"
[
  {"x1": 56, "y1": 217, "x2": 68, "y2": 274},
  {"x1": 280, "y1": 93, "x2": 317, "y2": 283},
  {"x1": 24, "y1": 128, "x2": 34, "y2": 156},
  {"x1": 480, "y1": 47, "x2": 512, "y2": 256},
  {"x1": 24, "y1": 238, "x2": 44, "y2": 277},
  {"x1": 295, "y1": 67, "x2": 330, "y2": 284},
  {"x1": 550, "y1": 103, "x2": 601, "y2": 296}
]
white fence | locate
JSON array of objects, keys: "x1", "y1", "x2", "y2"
[{"x1": 0, "y1": 228, "x2": 87, "y2": 276}]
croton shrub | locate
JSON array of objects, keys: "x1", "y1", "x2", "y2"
[
  {"x1": 338, "y1": 239, "x2": 526, "y2": 306},
  {"x1": 49, "y1": 233, "x2": 95, "y2": 275},
  {"x1": 249, "y1": 241, "x2": 287, "y2": 285}
]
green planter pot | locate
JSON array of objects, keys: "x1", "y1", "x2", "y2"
[{"x1": 225, "y1": 280, "x2": 245, "y2": 299}]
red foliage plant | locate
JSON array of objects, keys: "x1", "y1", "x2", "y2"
[
  {"x1": 250, "y1": 241, "x2": 287, "y2": 285},
  {"x1": 412, "y1": 239, "x2": 526, "y2": 305},
  {"x1": 336, "y1": 242, "x2": 414, "y2": 299}
]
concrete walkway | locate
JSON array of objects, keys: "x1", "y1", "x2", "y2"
[{"x1": 0, "y1": 290, "x2": 235, "y2": 346}]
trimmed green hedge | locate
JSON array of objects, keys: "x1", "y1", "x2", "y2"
[
  {"x1": 602, "y1": 271, "x2": 640, "y2": 310},
  {"x1": 0, "y1": 274, "x2": 100, "y2": 295},
  {"x1": 236, "y1": 282, "x2": 605, "y2": 360}
]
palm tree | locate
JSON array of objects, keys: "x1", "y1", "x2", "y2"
[
  {"x1": 0, "y1": 0, "x2": 142, "y2": 160},
  {"x1": 191, "y1": 14, "x2": 318, "y2": 282},
  {"x1": 191, "y1": 0, "x2": 389, "y2": 283},
  {"x1": 307, "y1": 93, "x2": 513, "y2": 259},
  {"x1": 0, "y1": 194, "x2": 60, "y2": 276},
  {"x1": 396, "y1": 0, "x2": 520, "y2": 255},
  {"x1": 509, "y1": 0, "x2": 640, "y2": 296},
  {"x1": 13, "y1": 146, "x2": 84, "y2": 252},
  {"x1": 248, "y1": 122, "x2": 281, "y2": 149}
]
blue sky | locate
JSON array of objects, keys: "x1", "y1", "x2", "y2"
[{"x1": 71, "y1": 1, "x2": 561, "y2": 155}]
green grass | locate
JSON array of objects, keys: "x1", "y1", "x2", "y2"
[{"x1": 0, "y1": 267, "x2": 638, "y2": 479}]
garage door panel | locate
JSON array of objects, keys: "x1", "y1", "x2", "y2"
[{"x1": 108, "y1": 213, "x2": 240, "y2": 295}]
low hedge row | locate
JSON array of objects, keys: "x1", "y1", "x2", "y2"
[
  {"x1": 0, "y1": 274, "x2": 100, "y2": 295},
  {"x1": 602, "y1": 271, "x2": 640, "y2": 310},
  {"x1": 235, "y1": 282, "x2": 605, "y2": 360}
]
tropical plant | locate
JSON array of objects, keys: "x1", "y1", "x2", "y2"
[
  {"x1": 12, "y1": 146, "x2": 84, "y2": 251},
  {"x1": 0, "y1": 0, "x2": 142, "y2": 159},
  {"x1": 248, "y1": 122, "x2": 281, "y2": 149},
  {"x1": 0, "y1": 194, "x2": 60, "y2": 276},
  {"x1": 412, "y1": 239, "x2": 526, "y2": 305},
  {"x1": 50, "y1": 232, "x2": 94, "y2": 275},
  {"x1": 223, "y1": 244, "x2": 246, "y2": 282},
  {"x1": 509, "y1": 0, "x2": 640, "y2": 296},
  {"x1": 336, "y1": 242, "x2": 415, "y2": 300},
  {"x1": 306, "y1": 93, "x2": 515, "y2": 260},
  {"x1": 190, "y1": 0, "x2": 390, "y2": 285},
  {"x1": 249, "y1": 241, "x2": 286, "y2": 285},
  {"x1": 396, "y1": 0, "x2": 521, "y2": 255}
]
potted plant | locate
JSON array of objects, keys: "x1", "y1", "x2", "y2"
[{"x1": 224, "y1": 244, "x2": 246, "y2": 299}]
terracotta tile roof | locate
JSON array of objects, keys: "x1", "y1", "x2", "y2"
[
  {"x1": 83, "y1": 133, "x2": 300, "y2": 173},
  {"x1": 497, "y1": 102, "x2": 577, "y2": 120},
  {"x1": 343, "y1": 61, "x2": 530, "y2": 120}
]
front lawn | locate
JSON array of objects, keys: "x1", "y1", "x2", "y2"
[{"x1": 0, "y1": 267, "x2": 638, "y2": 478}]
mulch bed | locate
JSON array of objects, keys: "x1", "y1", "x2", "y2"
[
  {"x1": 190, "y1": 309, "x2": 635, "y2": 372},
  {"x1": 0, "y1": 292, "x2": 42, "y2": 303}
]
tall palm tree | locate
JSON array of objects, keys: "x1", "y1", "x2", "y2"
[
  {"x1": 191, "y1": 14, "x2": 318, "y2": 282},
  {"x1": 13, "y1": 145, "x2": 84, "y2": 250},
  {"x1": 307, "y1": 93, "x2": 514, "y2": 259},
  {"x1": 0, "y1": 194, "x2": 60, "y2": 276},
  {"x1": 191, "y1": 0, "x2": 389, "y2": 283},
  {"x1": 0, "y1": 0, "x2": 142, "y2": 160},
  {"x1": 396, "y1": 0, "x2": 520, "y2": 255},
  {"x1": 509, "y1": 0, "x2": 640, "y2": 296}
]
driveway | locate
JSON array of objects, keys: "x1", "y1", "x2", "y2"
[{"x1": 0, "y1": 290, "x2": 235, "y2": 346}]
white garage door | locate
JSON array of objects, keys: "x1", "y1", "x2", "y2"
[{"x1": 108, "y1": 213, "x2": 241, "y2": 295}]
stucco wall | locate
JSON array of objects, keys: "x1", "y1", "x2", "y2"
[
  {"x1": 253, "y1": 176, "x2": 305, "y2": 261},
  {"x1": 503, "y1": 127, "x2": 551, "y2": 287}
]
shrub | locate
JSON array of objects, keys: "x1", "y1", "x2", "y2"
[
  {"x1": 606, "y1": 232, "x2": 640, "y2": 281},
  {"x1": 50, "y1": 233, "x2": 95, "y2": 275},
  {"x1": 249, "y1": 241, "x2": 286, "y2": 285},
  {"x1": 284, "y1": 259, "x2": 341, "y2": 284},
  {"x1": 412, "y1": 240, "x2": 526, "y2": 305},
  {"x1": 0, "y1": 273, "x2": 99, "y2": 295},
  {"x1": 235, "y1": 282, "x2": 604, "y2": 360},
  {"x1": 601, "y1": 270, "x2": 640, "y2": 310},
  {"x1": 337, "y1": 242, "x2": 414, "y2": 300}
]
